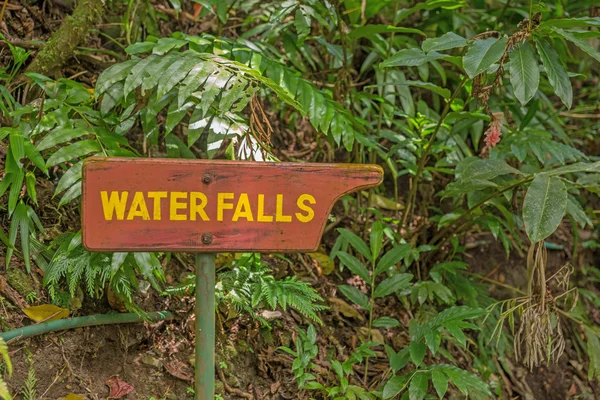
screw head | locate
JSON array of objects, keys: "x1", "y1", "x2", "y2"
[
  {"x1": 201, "y1": 232, "x2": 213, "y2": 245},
  {"x1": 202, "y1": 173, "x2": 213, "y2": 184}
]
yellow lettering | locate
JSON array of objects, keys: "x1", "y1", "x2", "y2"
[
  {"x1": 101, "y1": 191, "x2": 129, "y2": 220},
  {"x1": 217, "y1": 193, "x2": 234, "y2": 221},
  {"x1": 295, "y1": 194, "x2": 316, "y2": 222},
  {"x1": 127, "y1": 192, "x2": 150, "y2": 220},
  {"x1": 257, "y1": 194, "x2": 273, "y2": 222},
  {"x1": 232, "y1": 193, "x2": 254, "y2": 222},
  {"x1": 190, "y1": 192, "x2": 210, "y2": 221},
  {"x1": 275, "y1": 194, "x2": 292, "y2": 222},
  {"x1": 147, "y1": 191, "x2": 167, "y2": 220},
  {"x1": 170, "y1": 192, "x2": 188, "y2": 221}
]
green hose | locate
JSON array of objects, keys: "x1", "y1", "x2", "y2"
[{"x1": 0, "y1": 311, "x2": 175, "y2": 342}]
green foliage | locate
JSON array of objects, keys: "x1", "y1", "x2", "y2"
[
  {"x1": 0, "y1": 338, "x2": 12, "y2": 400},
  {"x1": 168, "y1": 253, "x2": 327, "y2": 324}
]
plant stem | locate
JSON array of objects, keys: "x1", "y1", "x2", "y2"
[
  {"x1": 428, "y1": 176, "x2": 533, "y2": 249},
  {"x1": 1, "y1": 311, "x2": 174, "y2": 343},
  {"x1": 363, "y1": 259, "x2": 377, "y2": 384},
  {"x1": 401, "y1": 77, "x2": 467, "y2": 229}
]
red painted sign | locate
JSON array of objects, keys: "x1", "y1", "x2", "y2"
[{"x1": 82, "y1": 158, "x2": 383, "y2": 252}]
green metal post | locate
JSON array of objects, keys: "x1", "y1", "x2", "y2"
[{"x1": 195, "y1": 253, "x2": 216, "y2": 400}]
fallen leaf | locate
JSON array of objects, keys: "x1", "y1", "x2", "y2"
[
  {"x1": 328, "y1": 297, "x2": 365, "y2": 321},
  {"x1": 361, "y1": 191, "x2": 404, "y2": 210},
  {"x1": 65, "y1": 395, "x2": 86, "y2": 400},
  {"x1": 23, "y1": 304, "x2": 69, "y2": 322},
  {"x1": 164, "y1": 358, "x2": 194, "y2": 382},
  {"x1": 359, "y1": 327, "x2": 385, "y2": 344},
  {"x1": 105, "y1": 376, "x2": 134, "y2": 399},
  {"x1": 308, "y1": 252, "x2": 335, "y2": 275}
]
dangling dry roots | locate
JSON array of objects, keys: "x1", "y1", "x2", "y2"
[
  {"x1": 513, "y1": 242, "x2": 576, "y2": 370},
  {"x1": 514, "y1": 303, "x2": 565, "y2": 370}
]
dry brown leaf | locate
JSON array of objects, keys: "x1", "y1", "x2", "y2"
[
  {"x1": 105, "y1": 376, "x2": 134, "y2": 398},
  {"x1": 328, "y1": 297, "x2": 365, "y2": 321},
  {"x1": 23, "y1": 304, "x2": 69, "y2": 322},
  {"x1": 308, "y1": 252, "x2": 335, "y2": 275},
  {"x1": 65, "y1": 394, "x2": 86, "y2": 400}
]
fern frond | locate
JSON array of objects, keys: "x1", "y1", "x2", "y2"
[{"x1": 21, "y1": 364, "x2": 36, "y2": 400}]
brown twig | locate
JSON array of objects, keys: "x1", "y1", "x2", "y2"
[{"x1": 216, "y1": 363, "x2": 253, "y2": 399}]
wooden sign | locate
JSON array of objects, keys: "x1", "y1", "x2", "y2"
[{"x1": 82, "y1": 157, "x2": 383, "y2": 252}]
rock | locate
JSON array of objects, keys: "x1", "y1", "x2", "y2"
[{"x1": 141, "y1": 354, "x2": 162, "y2": 369}]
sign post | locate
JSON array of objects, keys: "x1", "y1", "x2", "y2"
[{"x1": 82, "y1": 157, "x2": 383, "y2": 399}]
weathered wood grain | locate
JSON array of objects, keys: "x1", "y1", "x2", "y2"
[{"x1": 82, "y1": 157, "x2": 383, "y2": 252}]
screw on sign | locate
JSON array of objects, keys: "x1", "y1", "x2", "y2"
[{"x1": 81, "y1": 157, "x2": 383, "y2": 399}]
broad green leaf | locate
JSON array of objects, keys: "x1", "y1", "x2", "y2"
[
  {"x1": 156, "y1": 54, "x2": 201, "y2": 98},
  {"x1": 509, "y1": 42, "x2": 539, "y2": 106},
  {"x1": 18, "y1": 202, "x2": 31, "y2": 272},
  {"x1": 59, "y1": 182, "x2": 82, "y2": 206},
  {"x1": 152, "y1": 37, "x2": 187, "y2": 55},
  {"x1": 459, "y1": 159, "x2": 522, "y2": 181},
  {"x1": 409, "y1": 371, "x2": 428, "y2": 400},
  {"x1": 422, "y1": 32, "x2": 468, "y2": 53},
  {"x1": 539, "y1": 17, "x2": 600, "y2": 30},
  {"x1": 404, "y1": 81, "x2": 451, "y2": 99},
  {"x1": 95, "y1": 58, "x2": 138, "y2": 96},
  {"x1": 178, "y1": 62, "x2": 215, "y2": 107},
  {"x1": 46, "y1": 140, "x2": 101, "y2": 167},
  {"x1": 374, "y1": 273, "x2": 413, "y2": 298},
  {"x1": 442, "y1": 179, "x2": 498, "y2": 198},
  {"x1": 566, "y1": 194, "x2": 592, "y2": 228},
  {"x1": 424, "y1": 329, "x2": 441, "y2": 354},
  {"x1": 134, "y1": 252, "x2": 163, "y2": 290},
  {"x1": 9, "y1": 132, "x2": 24, "y2": 166},
  {"x1": 8, "y1": 169, "x2": 24, "y2": 215},
  {"x1": 375, "y1": 244, "x2": 412, "y2": 275},
  {"x1": 338, "y1": 285, "x2": 371, "y2": 310},
  {"x1": 23, "y1": 304, "x2": 69, "y2": 322},
  {"x1": 553, "y1": 28, "x2": 600, "y2": 63},
  {"x1": 55, "y1": 161, "x2": 83, "y2": 195},
  {"x1": 431, "y1": 369, "x2": 448, "y2": 398},
  {"x1": 441, "y1": 365, "x2": 490, "y2": 396},
  {"x1": 123, "y1": 54, "x2": 159, "y2": 97},
  {"x1": 25, "y1": 172, "x2": 37, "y2": 205},
  {"x1": 586, "y1": 328, "x2": 600, "y2": 380},
  {"x1": 373, "y1": 317, "x2": 401, "y2": 328},
  {"x1": 141, "y1": 53, "x2": 181, "y2": 94},
  {"x1": 409, "y1": 341, "x2": 427, "y2": 367},
  {"x1": 381, "y1": 48, "x2": 447, "y2": 67},
  {"x1": 523, "y1": 174, "x2": 567, "y2": 243},
  {"x1": 444, "y1": 321, "x2": 467, "y2": 346},
  {"x1": 348, "y1": 25, "x2": 426, "y2": 41},
  {"x1": 36, "y1": 128, "x2": 89, "y2": 151},
  {"x1": 125, "y1": 41, "x2": 156, "y2": 54},
  {"x1": 370, "y1": 220, "x2": 384, "y2": 262},
  {"x1": 388, "y1": 347, "x2": 410, "y2": 373},
  {"x1": 24, "y1": 141, "x2": 47, "y2": 174},
  {"x1": 337, "y1": 228, "x2": 371, "y2": 260},
  {"x1": 382, "y1": 375, "x2": 409, "y2": 399},
  {"x1": 337, "y1": 252, "x2": 370, "y2": 282},
  {"x1": 294, "y1": 8, "x2": 310, "y2": 44},
  {"x1": 546, "y1": 161, "x2": 599, "y2": 176},
  {"x1": 463, "y1": 37, "x2": 507, "y2": 78},
  {"x1": 536, "y1": 38, "x2": 572, "y2": 109},
  {"x1": 111, "y1": 252, "x2": 128, "y2": 273}
]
